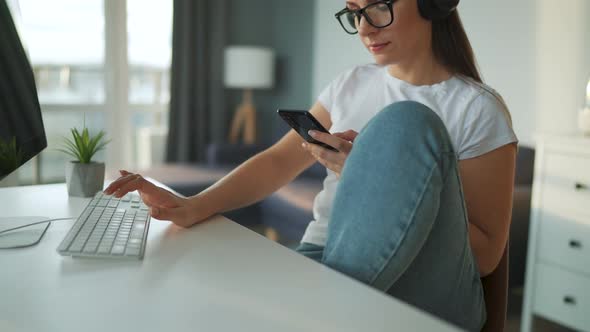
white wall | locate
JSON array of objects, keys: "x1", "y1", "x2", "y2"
[
  {"x1": 311, "y1": 0, "x2": 590, "y2": 147},
  {"x1": 459, "y1": 0, "x2": 538, "y2": 146},
  {"x1": 534, "y1": 0, "x2": 590, "y2": 139},
  {"x1": 311, "y1": 0, "x2": 372, "y2": 98}
]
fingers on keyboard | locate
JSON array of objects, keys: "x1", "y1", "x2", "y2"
[
  {"x1": 115, "y1": 176, "x2": 146, "y2": 198},
  {"x1": 105, "y1": 173, "x2": 141, "y2": 195}
]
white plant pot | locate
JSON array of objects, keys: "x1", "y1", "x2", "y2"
[{"x1": 65, "y1": 161, "x2": 105, "y2": 197}]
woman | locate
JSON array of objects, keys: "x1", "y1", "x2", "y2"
[{"x1": 105, "y1": 0, "x2": 517, "y2": 330}]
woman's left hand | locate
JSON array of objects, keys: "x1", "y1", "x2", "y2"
[{"x1": 302, "y1": 129, "x2": 358, "y2": 178}]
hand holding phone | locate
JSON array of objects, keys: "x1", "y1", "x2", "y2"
[{"x1": 277, "y1": 109, "x2": 338, "y2": 152}]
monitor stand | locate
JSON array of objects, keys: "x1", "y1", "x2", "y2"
[{"x1": 0, "y1": 216, "x2": 51, "y2": 249}]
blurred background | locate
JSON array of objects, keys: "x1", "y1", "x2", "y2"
[
  {"x1": 3, "y1": 1, "x2": 590, "y2": 331},
  {"x1": 6, "y1": 0, "x2": 589, "y2": 186}
]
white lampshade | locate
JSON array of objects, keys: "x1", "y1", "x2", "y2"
[{"x1": 224, "y1": 46, "x2": 275, "y2": 89}]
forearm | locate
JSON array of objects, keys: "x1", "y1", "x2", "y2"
[
  {"x1": 469, "y1": 222, "x2": 505, "y2": 277},
  {"x1": 188, "y1": 150, "x2": 305, "y2": 223}
]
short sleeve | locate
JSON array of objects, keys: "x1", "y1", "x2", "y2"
[
  {"x1": 317, "y1": 80, "x2": 335, "y2": 114},
  {"x1": 458, "y1": 91, "x2": 518, "y2": 160},
  {"x1": 316, "y1": 67, "x2": 358, "y2": 114}
]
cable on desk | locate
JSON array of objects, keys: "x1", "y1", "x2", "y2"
[
  {"x1": 0, "y1": 217, "x2": 74, "y2": 249},
  {"x1": 0, "y1": 217, "x2": 74, "y2": 236}
]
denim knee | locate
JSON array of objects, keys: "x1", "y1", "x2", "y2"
[
  {"x1": 374, "y1": 101, "x2": 445, "y2": 131},
  {"x1": 360, "y1": 101, "x2": 455, "y2": 156}
]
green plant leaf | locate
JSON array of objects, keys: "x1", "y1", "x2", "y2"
[
  {"x1": 87, "y1": 131, "x2": 104, "y2": 158},
  {"x1": 56, "y1": 148, "x2": 79, "y2": 160},
  {"x1": 58, "y1": 123, "x2": 109, "y2": 164},
  {"x1": 0, "y1": 136, "x2": 23, "y2": 173},
  {"x1": 62, "y1": 136, "x2": 83, "y2": 161}
]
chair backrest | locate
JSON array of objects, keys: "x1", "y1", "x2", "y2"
[{"x1": 480, "y1": 243, "x2": 509, "y2": 332}]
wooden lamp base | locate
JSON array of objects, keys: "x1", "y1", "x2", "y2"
[{"x1": 228, "y1": 89, "x2": 257, "y2": 144}]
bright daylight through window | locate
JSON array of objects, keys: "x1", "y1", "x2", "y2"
[{"x1": 11, "y1": 0, "x2": 171, "y2": 184}]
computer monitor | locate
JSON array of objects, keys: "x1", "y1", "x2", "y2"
[
  {"x1": 0, "y1": 0, "x2": 50, "y2": 249},
  {"x1": 0, "y1": 0, "x2": 47, "y2": 182}
]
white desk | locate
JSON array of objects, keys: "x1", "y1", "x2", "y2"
[{"x1": 0, "y1": 184, "x2": 459, "y2": 332}]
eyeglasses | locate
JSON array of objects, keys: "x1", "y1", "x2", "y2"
[{"x1": 335, "y1": 1, "x2": 394, "y2": 35}]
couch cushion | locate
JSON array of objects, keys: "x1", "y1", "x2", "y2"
[
  {"x1": 134, "y1": 163, "x2": 229, "y2": 197},
  {"x1": 261, "y1": 178, "x2": 323, "y2": 241},
  {"x1": 300, "y1": 162, "x2": 327, "y2": 179},
  {"x1": 206, "y1": 143, "x2": 268, "y2": 167},
  {"x1": 130, "y1": 162, "x2": 325, "y2": 241}
]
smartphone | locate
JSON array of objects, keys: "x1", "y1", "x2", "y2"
[{"x1": 277, "y1": 109, "x2": 338, "y2": 152}]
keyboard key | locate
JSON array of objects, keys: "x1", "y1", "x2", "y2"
[
  {"x1": 114, "y1": 237, "x2": 128, "y2": 244},
  {"x1": 57, "y1": 193, "x2": 151, "y2": 259},
  {"x1": 68, "y1": 242, "x2": 84, "y2": 253},
  {"x1": 83, "y1": 242, "x2": 99, "y2": 253},
  {"x1": 111, "y1": 245, "x2": 125, "y2": 255},
  {"x1": 128, "y1": 238, "x2": 142, "y2": 245},
  {"x1": 77, "y1": 232, "x2": 91, "y2": 242},
  {"x1": 97, "y1": 245, "x2": 112, "y2": 254},
  {"x1": 131, "y1": 225, "x2": 145, "y2": 235},
  {"x1": 130, "y1": 230, "x2": 143, "y2": 238},
  {"x1": 125, "y1": 248, "x2": 141, "y2": 256},
  {"x1": 90, "y1": 227, "x2": 106, "y2": 237}
]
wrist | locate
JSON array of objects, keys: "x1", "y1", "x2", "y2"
[{"x1": 187, "y1": 192, "x2": 215, "y2": 223}]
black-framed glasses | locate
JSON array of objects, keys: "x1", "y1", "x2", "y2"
[{"x1": 335, "y1": 0, "x2": 394, "y2": 35}]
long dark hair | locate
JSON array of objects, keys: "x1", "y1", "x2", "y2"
[{"x1": 432, "y1": 11, "x2": 482, "y2": 83}]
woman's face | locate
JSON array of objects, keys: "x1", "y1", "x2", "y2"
[{"x1": 345, "y1": 0, "x2": 432, "y2": 66}]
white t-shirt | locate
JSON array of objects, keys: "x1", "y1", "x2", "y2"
[{"x1": 301, "y1": 63, "x2": 518, "y2": 247}]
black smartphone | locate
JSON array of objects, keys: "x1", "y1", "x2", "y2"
[{"x1": 277, "y1": 109, "x2": 338, "y2": 152}]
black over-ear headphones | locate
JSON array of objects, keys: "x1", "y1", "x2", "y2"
[{"x1": 417, "y1": 0, "x2": 460, "y2": 20}]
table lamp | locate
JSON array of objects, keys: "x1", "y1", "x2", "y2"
[{"x1": 224, "y1": 46, "x2": 275, "y2": 144}]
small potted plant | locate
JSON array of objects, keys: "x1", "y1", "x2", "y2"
[{"x1": 59, "y1": 125, "x2": 109, "y2": 197}]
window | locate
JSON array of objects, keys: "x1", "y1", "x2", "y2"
[{"x1": 15, "y1": 0, "x2": 172, "y2": 184}]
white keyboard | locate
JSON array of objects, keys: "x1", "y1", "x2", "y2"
[{"x1": 57, "y1": 191, "x2": 151, "y2": 259}]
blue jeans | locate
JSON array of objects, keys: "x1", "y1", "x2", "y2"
[{"x1": 296, "y1": 101, "x2": 486, "y2": 331}]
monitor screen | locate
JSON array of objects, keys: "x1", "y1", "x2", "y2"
[{"x1": 0, "y1": 0, "x2": 46, "y2": 181}]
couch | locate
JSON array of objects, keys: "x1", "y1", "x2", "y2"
[
  {"x1": 139, "y1": 121, "x2": 324, "y2": 242},
  {"x1": 182, "y1": 141, "x2": 325, "y2": 242}
]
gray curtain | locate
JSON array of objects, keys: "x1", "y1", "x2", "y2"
[{"x1": 166, "y1": 0, "x2": 227, "y2": 163}]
